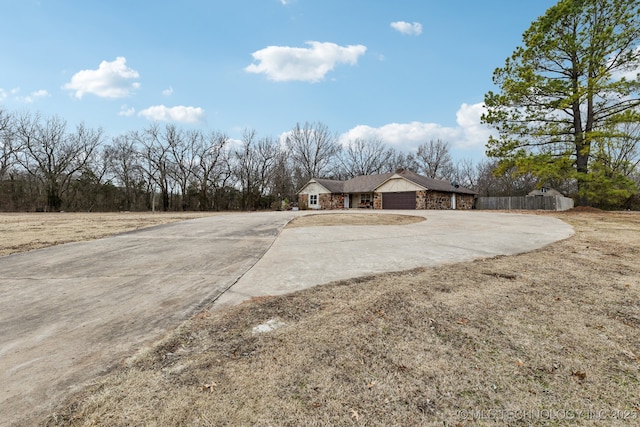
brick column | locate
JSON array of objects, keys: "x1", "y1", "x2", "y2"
[{"x1": 373, "y1": 192, "x2": 382, "y2": 209}]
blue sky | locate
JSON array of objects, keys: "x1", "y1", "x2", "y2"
[{"x1": 1, "y1": 0, "x2": 559, "y2": 162}]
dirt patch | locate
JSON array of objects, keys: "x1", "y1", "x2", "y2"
[
  {"x1": 0, "y1": 212, "x2": 219, "y2": 256},
  {"x1": 287, "y1": 213, "x2": 425, "y2": 228},
  {"x1": 42, "y1": 211, "x2": 640, "y2": 426}
]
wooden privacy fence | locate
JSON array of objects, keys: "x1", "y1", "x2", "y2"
[{"x1": 476, "y1": 195, "x2": 574, "y2": 211}]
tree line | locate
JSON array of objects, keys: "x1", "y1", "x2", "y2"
[
  {"x1": 1, "y1": 111, "x2": 638, "y2": 212},
  {"x1": 1, "y1": 108, "x2": 573, "y2": 212}
]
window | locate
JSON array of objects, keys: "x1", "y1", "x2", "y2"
[
  {"x1": 358, "y1": 193, "x2": 372, "y2": 208},
  {"x1": 309, "y1": 194, "x2": 318, "y2": 205}
]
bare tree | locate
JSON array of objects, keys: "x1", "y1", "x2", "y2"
[
  {"x1": 593, "y1": 121, "x2": 640, "y2": 180},
  {"x1": 0, "y1": 109, "x2": 20, "y2": 211},
  {"x1": 286, "y1": 121, "x2": 341, "y2": 183},
  {"x1": 475, "y1": 160, "x2": 502, "y2": 197},
  {"x1": 451, "y1": 158, "x2": 478, "y2": 190},
  {"x1": 386, "y1": 150, "x2": 419, "y2": 173},
  {"x1": 339, "y1": 137, "x2": 395, "y2": 178},
  {"x1": 13, "y1": 113, "x2": 103, "y2": 211},
  {"x1": 415, "y1": 139, "x2": 454, "y2": 180},
  {"x1": 134, "y1": 124, "x2": 173, "y2": 211},
  {"x1": 192, "y1": 130, "x2": 228, "y2": 210},
  {"x1": 212, "y1": 147, "x2": 236, "y2": 210},
  {"x1": 475, "y1": 159, "x2": 538, "y2": 197},
  {"x1": 234, "y1": 130, "x2": 278, "y2": 210},
  {"x1": 66, "y1": 142, "x2": 115, "y2": 211},
  {"x1": 269, "y1": 149, "x2": 296, "y2": 206},
  {"x1": 165, "y1": 126, "x2": 200, "y2": 211},
  {"x1": 104, "y1": 135, "x2": 145, "y2": 211},
  {"x1": 0, "y1": 108, "x2": 14, "y2": 180}
]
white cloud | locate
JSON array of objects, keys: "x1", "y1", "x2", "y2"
[
  {"x1": 455, "y1": 103, "x2": 495, "y2": 148},
  {"x1": 162, "y1": 86, "x2": 174, "y2": 96},
  {"x1": 0, "y1": 87, "x2": 17, "y2": 102},
  {"x1": 245, "y1": 41, "x2": 367, "y2": 82},
  {"x1": 340, "y1": 122, "x2": 456, "y2": 151},
  {"x1": 22, "y1": 89, "x2": 49, "y2": 103},
  {"x1": 390, "y1": 21, "x2": 423, "y2": 36},
  {"x1": 611, "y1": 52, "x2": 640, "y2": 81},
  {"x1": 339, "y1": 103, "x2": 495, "y2": 153},
  {"x1": 616, "y1": 68, "x2": 640, "y2": 81},
  {"x1": 64, "y1": 57, "x2": 140, "y2": 99},
  {"x1": 31, "y1": 89, "x2": 49, "y2": 98},
  {"x1": 9, "y1": 88, "x2": 49, "y2": 104},
  {"x1": 138, "y1": 105, "x2": 205, "y2": 124},
  {"x1": 1, "y1": 87, "x2": 20, "y2": 102},
  {"x1": 118, "y1": 105, "x2": 136, "y2": 117}
]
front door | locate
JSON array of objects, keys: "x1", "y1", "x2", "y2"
[
  {"x1": 344, "y1": 194, "x2": 349, "y2": 209},
  {"x1": 309, "y1": 194, "x2": 319, "y2": 209}
]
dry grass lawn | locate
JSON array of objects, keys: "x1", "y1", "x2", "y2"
[
  {"x1": 5, "y1": 210, "x2": 639, "y2": 426},
  {"x1": 0, "y1": 212, "x2": 219, "y2": 256}
]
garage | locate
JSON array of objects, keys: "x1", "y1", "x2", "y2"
[{"x1": 382, "y1": 192, "x2": 416, "y2": 209}]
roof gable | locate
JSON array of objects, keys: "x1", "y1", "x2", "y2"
[
  {"x1": 375, "y1": 173, "x2": 426, "y2": 192},
  {"x1": 297, "y1": 179, "x2": 335, "y2": 194}
]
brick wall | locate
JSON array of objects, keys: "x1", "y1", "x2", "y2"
[
  {"x1": 298, "y1": 193, "x2": 308, "y2": 209},
  {"x1": 319, "y1": 193, "x2": 344, "y2": 209},
  {"x1": 425, "y1": 191, "x2": 452, "y2": 209},
  {"x1": 302, "y1": 191, "x2": 474, "y2": 210},
  {"x1": 456, "y1": 194, "x2": 475, "y2": 210},
  {"x1": 424, "y1": 192, "x2": 475, "y2": 210},
  {"x1": 416, "y1": 190, "x2": 427, "y2": 209},
  {"x1": 373, "y1": 192, "x2": 382, "y2": 209}
]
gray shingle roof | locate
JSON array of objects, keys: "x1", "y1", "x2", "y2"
[
  {"x1": 343, "y1": 173, "x2": 394, "y2": 192},
  {"x1": 303, "y1": 171, "x2": 477, "y2": 195},
  {"x1": 396, "y1": 170, "x2": 477, "y2": 195},
  {"x1": 314, "y1": 178, "x2": 344, "y2": 193}
]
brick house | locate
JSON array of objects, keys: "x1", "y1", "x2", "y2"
[{"x1": 298, "y1": 169, "x2": 476, "y2": 210}]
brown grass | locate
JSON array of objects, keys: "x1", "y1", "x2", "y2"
[
  {"x1": 0, "y1": 212, "x2": 219, "y2": 256},
  {"x1": 287, "y1": 213, "x2": 425, "y2": 228},
  {"x1": 23, "y1": 211, "x2": 640, "y2": 425}
]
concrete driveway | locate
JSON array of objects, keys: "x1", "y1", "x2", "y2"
[
  {"x1": 0, "y1": 211, "x2": 299, "y2": 427},
  {"x1": 214, "y1": 210, "x2": 574, "y2": 307},
  {"x1": 0, "y1": 210, "x2": 573, "y2": 426}
]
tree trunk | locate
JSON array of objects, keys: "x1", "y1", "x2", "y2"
[{"x1": 47, "y1": 183, "x2": 62, "y2": 211}]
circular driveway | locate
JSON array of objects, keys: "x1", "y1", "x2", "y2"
[
  {"x1": 215, "y1": 210, "x2": 574, "y2": 307},
  {"x1": 0, "y1": 210, "x2": 573, "y2": 426}
]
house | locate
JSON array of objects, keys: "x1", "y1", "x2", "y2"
[{"x1": 297, "y1": 169, "x2": 476, "y2": 210}]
